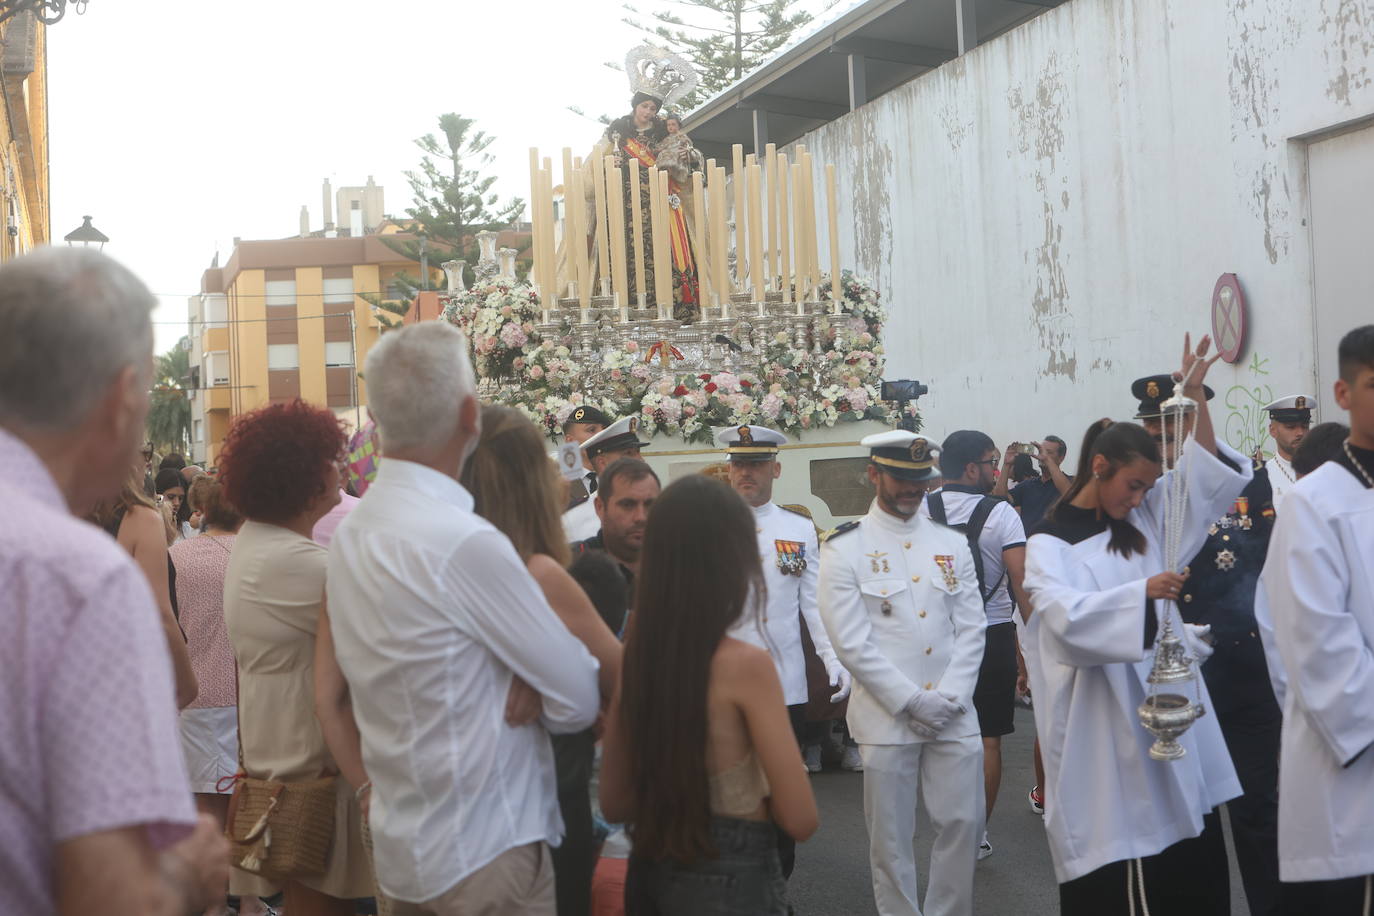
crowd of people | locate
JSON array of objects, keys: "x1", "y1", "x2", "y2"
[{"x1": 2, "y1": 245, "x2": 1372, "y2": 916}]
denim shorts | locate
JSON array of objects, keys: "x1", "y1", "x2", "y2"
[{"x1": 625, "y1": 816, "x2": 789, "y2": 916}]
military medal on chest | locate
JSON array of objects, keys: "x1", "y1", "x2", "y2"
[
  {"x1": 774, "y1": 539, "x2": 807, "y2": 577},
  {"x1": 933, "y1": 554, "x2": 958, "y2": 589},
  {"x1": 865, "y1": 550, "x2": 890, "y2": 574},
  {"x1": 1207, "y1": 495, "x2": 1253, "y2": 537}
]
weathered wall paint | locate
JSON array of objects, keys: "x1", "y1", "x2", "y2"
[{"x1": 793, "y1": 0, "x2": 1374, "y2": 461}]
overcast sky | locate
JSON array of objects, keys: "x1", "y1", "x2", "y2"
[{"x1": 47, "y1": 0, "x2": 846, "y2": 353}]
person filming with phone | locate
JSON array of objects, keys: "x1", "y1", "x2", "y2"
[{"x1": 994, "y1": 437, "x2": 1072, "y2": 533}]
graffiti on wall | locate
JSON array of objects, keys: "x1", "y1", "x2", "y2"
[{"x1": 1224, "y1": 351, "x2": 1273, "y2": 459}]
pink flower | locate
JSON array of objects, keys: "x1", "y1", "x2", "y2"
[
  {"x1": 529, "y1": 366, "x2": 545, "y2": 380},
  {"x1": 512, "y1": 357, "x2": 526, "y2": 370},
  {"x1": 500, "y1": 305, "x2": 513, "y2": 317},
  {"x1": 683, "y1": 405, "x2": 696, "y2": 417},
  {"x1": 625, "y1": 340, "x2": 640, "y2": 353},
  {"x1": 611, "y1": 368, "x2": 623, "y2": 381},
  {"x1": 499, "y1": 322, "x2": 527, "y2": 349}
]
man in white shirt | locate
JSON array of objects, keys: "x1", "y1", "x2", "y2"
[
  {"x1": 1257, "y1": 325, "x2": 1374, "y2": 914},
  {"x1": 326, "y1": 322, "x2": 601, "y2": 915},
  {"x1": 923, "y1": 430, "x2": 1028, "y2": 862},
  {"x1": 717, "y1": 425, "x2": 852, "y2": 877},
  {"x1": 1260, "y1": 394, "x2": 1314, "y2": 511}
]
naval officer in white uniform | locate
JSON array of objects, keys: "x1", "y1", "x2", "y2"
[
  {"x1": 718, "y1": 424, "x2": 851, "y2": 880},
  {"x1": 819, "y1": 431, "x2": 986, "y2": 916},
  {"x1": 1261, "y1": 394, "x2": 1314, "y2": 511}
]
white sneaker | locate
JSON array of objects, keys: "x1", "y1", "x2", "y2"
[
  {"x1": 978, "y1": 831, "x2": 993, "y2": 860},
  {"x1": 840, "y1": 745, "x2": 864, "y2": 772},
  {"x1": 803, "y1": 744, "x2": 823, "y2": 773}
]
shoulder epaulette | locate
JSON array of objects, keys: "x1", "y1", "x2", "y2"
[
  {"x1": 821, "y1": 520, "x2": 860, "y2": 543},
  {"x1": 565, "y1": 493, "x2": 590, "y2": 512},
  {"x1": 779, "y1": 503, "x2": 813, "y2": 519}
]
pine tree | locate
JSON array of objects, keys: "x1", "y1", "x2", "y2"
[
  {"x1": 381, "y1": 114, "x2": 525, "y2": 291},
  {"x1": 621, "y1": 0, "x2": 821, "y2": 113}
]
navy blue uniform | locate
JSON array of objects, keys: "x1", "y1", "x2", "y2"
[{"x1": 1178, "y1": 466, "x2": 1281, "y2": 916}]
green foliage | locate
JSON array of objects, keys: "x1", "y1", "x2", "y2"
[
  {"x1": 383, "y1": 113, "x2": 525, "y2": 290},
  {"x1": 621, "y1": 0, "x2": 821, "y2": 112},
  {"x1": 147, "y1": 337, "x2": 192, "y2": 456}
]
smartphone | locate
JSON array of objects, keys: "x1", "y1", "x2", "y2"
[{"x1": 1017, "y1": 442, "x2": 1038, "y2": 455}]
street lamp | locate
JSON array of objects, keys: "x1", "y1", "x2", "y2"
[
  {"x1": 0, "y1": 0, "x2": 88, "y2": 25},
  {"x1": 63, "y1": 215, "x2": 108, "y2": 250}
]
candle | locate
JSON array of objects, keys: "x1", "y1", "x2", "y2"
[
  {"x1": 591, "y1": 150, "x2": 611, "y2": 298},
  {"x1": 712, "y1": 164, "x2": 730, "y2": 318},
  {"x1": 562, "y1": 148, "x2": 575, "y2": 300},
  {"x1": 692, "y1": 169, "x2": 709, "y2": 311},
  {"x1": 659, "y1": 169, "x2": 675, "y2": 319},
  {"x1": 605, "y1": 156, "x2": 629, "y2": 314},
  {"x1": 791, "y1": 160, "x2": 808, "y2": 302},
  {"x1": 803, "y1": 152, "x2": 821, "y2": 297},
  {"x1": 629, "y1": 159, "x2": 645, "y2": 308},
  {"x1": 826, "y1": 164, "x2": 843, "y2": 315},
  {"x1": 529, "y1": 148, "x2": 544, "y2": 301},
  {"x1": 748, "y1": 163, "x2": 765, "y2": 311},
  {"x1": 731, "y1": 144, "x2": 744, "y2": 292},
  {"x1": 647, "y1": 169, "x2": 664, "y2": 318},
  {"x1": 765, "y1": 143, "x2": 777, "y2": 294},
  {"x1": 539, "y1": 157, "x2": 553, "y2": 309},
  {"x1": 778, "y1": 154, "x2": 793, "y2": 311},
  {"x1": 570, "y1": 170, "x2": 591, "y2": 321}
]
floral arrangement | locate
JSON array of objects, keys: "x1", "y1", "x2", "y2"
[{"x1": 441, "y1": 270, "x2": 918, "y2": 442}]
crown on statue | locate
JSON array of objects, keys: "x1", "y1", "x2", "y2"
[{"x1": 625, "y1": 44, "x2": 699, "y2": 111}]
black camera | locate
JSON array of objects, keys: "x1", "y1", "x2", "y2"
[{"x1": 880, "y1": 379, "x2": 928, "y2": 402}]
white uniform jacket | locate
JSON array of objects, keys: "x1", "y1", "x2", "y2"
[
  {"x1": 562, "y1": 495, "x2": 600, "y2": 543},
  {"x1": 1024, "y1": 437, "x2": 1250, "y2": 883},
  {"x1": 728, "y1": 502, "x2": 841, "y2": 706},
  {"x1": 1264, "y1": 454, "x2": 1297, "y2": 512},
  {"x1": 819, "y1": 500, "x2": 986, "y2": 746},
  {"x1": 1256, "y1": 461, "x2": 1374, "y2": 882}
]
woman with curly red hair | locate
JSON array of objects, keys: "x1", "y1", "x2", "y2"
[{"x1": 218, "y1": 399, "x2": 374, "y2": 915}]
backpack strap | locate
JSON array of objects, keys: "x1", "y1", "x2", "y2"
[
  {"x1": 965, "y1": 496, "x2": 1008, "y2": 604},
  {"x1": 927, "y1": 491, "x2": 948, "y2": 525}
]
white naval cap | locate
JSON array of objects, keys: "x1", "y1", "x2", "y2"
[
  {"x1": 1262, "y1": 394, "x2": 1316, "y2": 423},
  {"x1": 580, "y1": 415, "x2": 650, "y2": 458},
  {"x1": 859, "y1": 430, "x2": 941, "y2": 481},
  {"x1": 714, "y1": 424, "x2": 788, "y2": 461}
]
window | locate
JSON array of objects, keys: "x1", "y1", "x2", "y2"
[
  {"x1": 193, "y1": 419, "x2": 203, "y2": 444},
  {"x1": 265, "y1": 279, "x2": 297, "y2": 306},
  {"x1": 325, "y1": 341, "x2": 354, "y2": 367},
  {"x1": 323, "y1": 277, "x2": 354, "y2": 304},
  {"x1": 206, "y1": 351, "x2": 230, "y2": 386},
  {"x1": 267, "y1": 344, "x2": 300, "y2": 370},
  {"x1": 205, "y1": 294, "x2": 228, "y2": 328}
]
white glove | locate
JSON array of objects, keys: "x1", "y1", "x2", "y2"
[
  {"x1": 826, "y1": 663, "x2": 852, "y2": 703},
  {"x1": 903, "y1": 690, "x2": 963, "y2": 738},
  {"x1": 1182, "y1": 623, "x2": 1215, "y2": 661}
]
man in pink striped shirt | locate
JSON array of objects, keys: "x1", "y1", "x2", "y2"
[{"x1": 0, "y1": 248, "x2": 227, "y2": 915}]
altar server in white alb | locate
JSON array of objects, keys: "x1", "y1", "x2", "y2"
[
  {"x1": 718, "y1": 424, "x2": 851, "y2": 879},
  {"x1": 1261, "y1": 394, "x2": 1315, "y2": 511},
  {"x1": 819, "y1": 431, "x2": 985, "y2": 916},
  {"x1": 1024, "y1": 335, "x2": 1250, "y2": 915},
  {"x1": 1256, "y1": 325, "x2": 1374, "y2": 915}
]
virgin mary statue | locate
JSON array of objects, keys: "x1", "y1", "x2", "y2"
[{"x1": 585, "y1": 45, "x2": 703, "y2": 322}]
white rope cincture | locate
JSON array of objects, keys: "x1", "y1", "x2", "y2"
[{"x1": 1125, "y1": 857, "x2": 1153, "y2": 916}]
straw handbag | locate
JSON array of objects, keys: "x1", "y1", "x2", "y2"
[
  {"x1": 223, "y1": 668, "x2": 337, "y2": 882},
  {"x1": 224, "y1": 771, "x2": 337, "y2": 882}
]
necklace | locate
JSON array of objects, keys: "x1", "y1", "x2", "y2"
[
  {"x1": 1344, "y1": 439, "x2": 1374, "y2": 489},
  {"x1": 1271, "y1": 453, "x2": 1295, "y2": 486},
  {"x1": 202, "y1": 532, "x2": 234, "y2": 554}
]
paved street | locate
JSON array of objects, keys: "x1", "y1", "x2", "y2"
[{"x1": 788, "y1": 706, "x2": 1248, "y2": 915}]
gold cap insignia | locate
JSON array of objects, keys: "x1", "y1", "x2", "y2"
[
  {"x1": 738, "y1": 425, "x2": 753, "y2": 444},
  {"x1": 910, "y1": 438, "x2": 929, "y2": 462},
  {"x1": 573, "y1": 407, "x2": 586, "y2": 421},
  {"x1": 1146, "y1": 381, "x2": 1160, "y2": 398},
  {"x1": 628, "y1": 417, "x2": 639, "y2": 434},
  {"x1": 1295, "y1": 396, "x2": 1307, "y2": 409}
]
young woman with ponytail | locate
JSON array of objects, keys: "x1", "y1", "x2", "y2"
[{"x1": 1023, "y1": 335, "x2": 1252, "y2": 915}]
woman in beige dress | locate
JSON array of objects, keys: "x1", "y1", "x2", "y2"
[{"x1": 219, "y1": 399, "x2": 373, "y2": 915}]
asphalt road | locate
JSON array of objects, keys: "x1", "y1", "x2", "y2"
[{"x1": 787, "y1": 705, "x2": 1248, "y2": 915}]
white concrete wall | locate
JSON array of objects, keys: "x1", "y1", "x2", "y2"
[{"x1": 799, "y1": 0, "x2": 1374, "y2": 465}]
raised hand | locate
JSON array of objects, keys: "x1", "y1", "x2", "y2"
[{"x1": 1174, "y1": 332, "x2": 1223, "y2": 393}]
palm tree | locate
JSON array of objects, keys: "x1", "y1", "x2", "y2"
[{"x1": 147, "y1": 337, "x2": 192, "y2": 456}]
